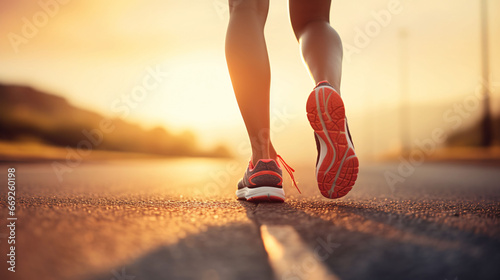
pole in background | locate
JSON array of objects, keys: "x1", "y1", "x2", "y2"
[
  {"x1": 399, "y1": 28, "x2": 410, "y2": 156},
  {"x1": 480, "y1": 0, "x2": 492, "y2": 147}
]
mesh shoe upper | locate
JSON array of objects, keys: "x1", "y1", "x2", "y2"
[{"x1": 237, "y1": 159, "x2": 283, "y2": 190}]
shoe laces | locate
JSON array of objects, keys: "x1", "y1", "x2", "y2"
[{"x1": 277, "y1": 155, "x2": 301, "y2": 194}]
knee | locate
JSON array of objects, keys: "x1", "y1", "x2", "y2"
[{"x1": 228, "y1": 0, "x2": 269, "y2": 17}]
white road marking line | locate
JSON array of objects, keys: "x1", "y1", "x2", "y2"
[{"x1": 260, "y1": 225, "x2": 341, "y2": 280}]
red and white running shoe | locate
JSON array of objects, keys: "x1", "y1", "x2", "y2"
[
  {"x1": 306, "y1": 81, "x2": 359, "y2": 199},
  {"x1": 236, "y1": 155, "x2": 300, "y2": 202}
]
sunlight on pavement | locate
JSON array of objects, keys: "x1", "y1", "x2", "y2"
[{"x1": 261, "y1": 225, "x2": 340, "y2": 280}]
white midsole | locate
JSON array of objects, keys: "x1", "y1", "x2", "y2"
[
  {"x1": 236, "y1": 187, "x2": 285, "y2": 200},
  {"x1": 315, "y1": 131, "x2": 328, "y2": 178},
  {"x1": 315, "y1": 86, "x2": 337, "y2": 177}
]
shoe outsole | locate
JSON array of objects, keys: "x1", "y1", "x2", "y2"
[
  {"x1": 306, "y1": 86, "x2": 359, "y2": 199},
  {"x1": 246, "y1": 195, "x2": 285, "y2": 203}
]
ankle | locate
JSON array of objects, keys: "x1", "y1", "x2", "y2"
[
  {"x1": 269, "y1": 145, "x2": 277, "y2": 160},
  {"x1": 252, "y1": 153, "x2": 270, "y2": 165},
  {"x1": 251, "y1": 149, "x2": 277, "y2": 165}
]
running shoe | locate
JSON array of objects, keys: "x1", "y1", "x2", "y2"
[
  {"x1": 306, "y1": 81, "x2": 359, "y2": 199},
  {"x1": 236, "y1": 155, "x2": 300, "y2": 202}
]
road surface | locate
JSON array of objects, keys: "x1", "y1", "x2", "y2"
[{"x1": 0, "y1": 158, "x2": 499, "y2": 280}]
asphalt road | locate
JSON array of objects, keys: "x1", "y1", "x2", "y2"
[{"x1": 0, "y1": 158, "x2": 499, "y2": 280}]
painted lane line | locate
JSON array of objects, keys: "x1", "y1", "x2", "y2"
[{"x1": 260, "y1": 225, "x2": 340, "y2": 280}]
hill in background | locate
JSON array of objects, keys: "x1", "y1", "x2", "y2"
[{"x1": 0, "y1": 84, "x2": 230, "y2": 159}]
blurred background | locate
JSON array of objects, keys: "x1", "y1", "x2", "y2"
[{"x1": 0, "y1": 0, "x2": 499, "y2": 162}]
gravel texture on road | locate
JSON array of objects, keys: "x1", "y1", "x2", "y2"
[{"x1": 0, "y1": 159, "x2": 498, "y2": 280}]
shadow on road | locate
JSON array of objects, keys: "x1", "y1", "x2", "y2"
[
  {"x1": 84, "y1": 222, "x2": 273, "y2": 280},
  {"x1": 253, "y1": 200, "x2": 500, "y2": 280},
  {"x1": 83, "y1": 201, "x2": 272, "y2": 280},
  {"x1": 84, "y1": 199, "x2": 500, "y2": 280}
]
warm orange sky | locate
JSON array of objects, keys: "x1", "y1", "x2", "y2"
[{"x1": 1, "y1": 0, "x2": 499, "y2": 159}]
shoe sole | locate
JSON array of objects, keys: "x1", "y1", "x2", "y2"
[
  {"x1": 236, "y1": 187, "x2": 285, "y2": 202},
  {"x1": 306, "y1": 86, "x2": 359, "y2": 199}
]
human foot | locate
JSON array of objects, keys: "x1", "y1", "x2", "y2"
[
  {"x1": 236, "y1": 155, "x2": 300, "y2": 202},
  {"x1": 236, "y1": 159, "x2": 285, "y2": 202}
]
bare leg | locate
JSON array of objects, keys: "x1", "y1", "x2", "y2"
[
  {"x1": 225, "y1": 0, "x2": 277, "y2": 164},
  {"x1": 289, "y1": 0, "x2": 343, "y2": 93}
]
